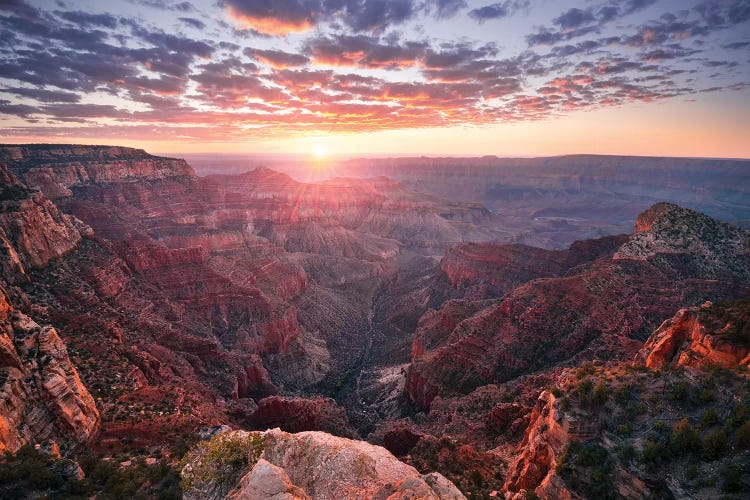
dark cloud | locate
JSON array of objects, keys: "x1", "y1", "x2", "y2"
[
  {"x1": 424, "y1": 0, "x2": 467, "y2": 19},
  {"x1": 527, "y1": 0, "x2": 658, "y2": 46},
  {"x1": 56, "y1": 11, "x2": 119, "y2": 29},
  {"x1": 468, "y1": 0, "x2": 528, "y2": 22},
  {"x1": 554, "y1": 8, "x2": 596, "y2": 30},
  {"x1": 128, "y1": 0, "x2": 194, "y2": 12},
  {"x1": 245, "y1": 48, "x2": 310, "y2": 68},
  {"x1": 179, "y1": 17, "x2": 206, "y2": 29},
  {"x1": 722, "y1": 40, "x2": 750, "y2": 49},
  {"x1": 0, "y1": 87, "x2": 81, "y2": 103},
  {"x1": 0, "y1": 99, "x2": 39, "y2": 117}
]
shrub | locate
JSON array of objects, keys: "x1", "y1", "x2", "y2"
[
  {"x1": 701, "y1": 429, "x2": 727, "y2": 461},
  {"x1": 701, "y1": 408, "x2": 719, "y2": 427},
  {"x1": 720, "y1": 463, "x2": 741, "y2": 493},
  {"x1": 640, "y1": 439, "x2": 669, "y2": 472},
  {"x1": 557, "y1": 441, "x2": 615, "y2": 500},
  {"x1": 180, "y1": 432, "x2": 264, "y2": 496},
  {"x1": 670, "y1": 419, "x2": 701, "y2": 456},
  {"x1": 592, "y1": 381, "x2": 610, "y2": 407},
  {"x1": 734, "y1": 421, "x2": 750, "y2": 448}
]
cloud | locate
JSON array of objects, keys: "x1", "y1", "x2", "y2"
[
  {"x1": 245, "y1": 48, "x2": 310, "y2": 68},
  {"x1": 424, "y1": 0, "x2": 467, "y2": 19},
  {"x1": 305, "y1": 33, "x2": 427, "y2": 69},
  {"x1": 179, "y1": 17, "x2": 206, "y2": 29},
  {"x1": 1, "y1": 0, "x2": 747, "y2": 141},
  {"x1": 554, "y1": 8, "x2": 596, "y2": 30},
  {"x1": 56, "y1": 11, "x2": 119, "y2": 29},
  {"x1": 527, "y1": 0, "x2": 658, "y2": 46},
  {"x1": 220, "y1": 0, "x2": 417, "y2": 35},
  {"x1": 468, "y1": 0, "x2": 528, "y2": 22},
  {"x1": 0, "y1": 87, "x2": 81, "y2": 103}
]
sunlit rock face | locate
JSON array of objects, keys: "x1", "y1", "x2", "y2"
[
  {"x1": 635, "y1": 301, "x2": 750, "y2": 369},
  {"x1": 0, "y1": 285, "x2": 99, "y2": 453},
  {"x1": 406, "y1": 203, "x2": 750, "y2": 409}
]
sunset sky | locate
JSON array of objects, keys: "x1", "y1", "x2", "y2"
[{"x1": 1, "y1": 0, "x2": 749, "y2": 157}]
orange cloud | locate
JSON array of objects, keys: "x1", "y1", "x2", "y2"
[{"x1": 227, "y1": 7, "x2": 313, "y2": 35}]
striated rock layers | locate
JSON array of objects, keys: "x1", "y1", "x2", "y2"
[
  {"x1": 635, "y1": 300, "x2": 750, "y2": 369},
  {"x1": 0, "y1": 165, "x2": 89, "y2": 282},
  {"x1": 1, "y1": 144, "x2": 193, "y2": 199},
  {"x1": 0, "y1": 285, "x2": 100, "y2": 453},
  {"x1": 183, "y1": 429, "x2": 466, "y2": 500},
  {"x1": 407, "y1": 203, "x2": 750, "y2": 409}
]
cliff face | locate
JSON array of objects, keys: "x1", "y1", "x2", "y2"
[
  {"x1": 503, "y1": 391, "x2": 575, "y2": 499},
  {"x1": 407, "y1": 203, "x2": 750, "y2": 409},
  {"x1": 181, "y1": 429, "x2": 466, "y2": 500},
  {"x1": 1, "y1": 144, "x2": 193, "y2": 199},
  {"x1": 0, "y1": 165, "x2": 88, "y2": 280},
  {"x1": 636, "y1": 300, "x2": 750, "y2": 369},
  {"x1": 0, "y1": 285, "x2": 100, "y2": 453}
]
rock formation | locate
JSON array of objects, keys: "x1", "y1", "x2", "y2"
[
  {"x1": 636, "y1": 300, "x2": 750, "y2": 369},
  {"x1": 0, "y1": 285, "x2": 100, "y2": 453},
  {"x1": 182, "y1": 429, "x2": 466, "y2": 500}
]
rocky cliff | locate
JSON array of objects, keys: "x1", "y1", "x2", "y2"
[
  {"x1": 0, "y1": 165, "x2": 89, "y2": 281},
  {"x1": 181, "y1": 429, "x2": 466, "y2": 500},
  {"x1": 635, "y1": 299, "x2": 750, "y2": 369},
  {"x1": 0, "y1": 285, "x2": 100, "y2": 453},
  {"x1": 1, "y1": 144, "x2": 193, "y2": 198}
]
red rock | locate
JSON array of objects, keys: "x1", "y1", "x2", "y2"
[
  {"x1": 249, "y1": 396, "x2": 353, "y2": 438},
  {"x1": 635, "y1": 301, "x2": 750, "y2": 369}
]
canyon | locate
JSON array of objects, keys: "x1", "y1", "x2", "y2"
[{"x1": 0, "y1": 144, "x2": 748, "y2": 499}]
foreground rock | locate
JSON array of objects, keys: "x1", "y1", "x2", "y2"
[{"x1": 182, "y1": 429, "x2": 466, "y2": 500}]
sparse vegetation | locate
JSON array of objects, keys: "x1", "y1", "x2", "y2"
[
  {"x1": 179, "y1": 432, "x2": 264, "y2": 496},
  {"x1": 0, "y1": 445, "x2": 181, "y2": 499},
  {"x1": 557, "y1": 440, "x2": 615, "y2": 500}
]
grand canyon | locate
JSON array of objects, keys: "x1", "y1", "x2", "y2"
[{"x1": 1, "y1": 0, "x2": 750, "y2": 499}]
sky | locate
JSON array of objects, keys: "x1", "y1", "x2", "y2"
[{"x1": 0, "y1": 0, "x2": 749, "y2": 157}]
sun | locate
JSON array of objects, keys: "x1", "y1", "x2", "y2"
[{"x1": 312, "y1": 143, "x2": 328, "y2": 159}]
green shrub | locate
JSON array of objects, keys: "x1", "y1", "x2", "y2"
[
  {"x1": 701, "y1": 408, "x2": 719, "y2": 427},
  {"x1": 734, "y1": 421, "x2": 750, "y2": 448},
  {"x1": 557, "y1": 441, "x2": 615, "y2": 500},
  {"x1": 670, "y1": 419, "x2": 701, "y2": 456},
  {"x1": 640, "y1": 439, "x2": 670, "y2": 472},
  {"x1": 720, "y1": 463, "x2": 741, "y2": 493},
  {"x1": 592, "y1": 381, "x2": 610, "y2": 407},
  {"x1": 701, "y1": 429, "x2": 727, "y2": 461},
  {"x1": 180, "y1": 432, "x2": 264, "y2": 496}
]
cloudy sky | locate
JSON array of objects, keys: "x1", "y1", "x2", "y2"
[{"x1": 0, "y1": 0, "x2": 749, "y2": 157}]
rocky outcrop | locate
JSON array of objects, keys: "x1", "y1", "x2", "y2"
[
  {"x1": 182, "y1": 429, "x2": 466, "y2": 500},
  {"x1": 503, "y1": 391, "x2": 576, "y2": 499},
  {"x1": 614, "y1": 203, "x2": 750, "y2": 277},
  {"x1": 0, "y1": 285, "x2": 99, "y2": 453},
  {"x1": 635, "y1": 300, "x2": 750, "y2": 369},
  {"x1": 0, "y1": 165, "x2": 88, "y2": 275},
  {"x1": 1, "y1": 144, "x2": 193, "y2": 198}
]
